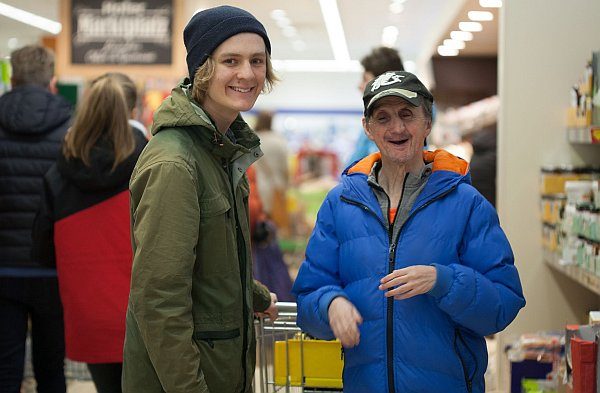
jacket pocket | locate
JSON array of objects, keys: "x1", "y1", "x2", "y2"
[
  {"x1": 197, "y1": 193, "x2": 235, "y2": 274},
  {"x1": 200, "y1": 193, "x2": 231, "y2": 217},
  {"x1": 195, "y1": 328, "x2": 240, "y2": 348},
  {"x1": 194, "y1": 328, "x2": 243, "y2": 391},
  {"x1": 454, "y1": 328, "x2": 477, "y2": 393}
]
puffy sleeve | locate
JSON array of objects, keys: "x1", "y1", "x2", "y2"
[{"x1": 428, "y1": 196, "x2": 525, "y2": 336}]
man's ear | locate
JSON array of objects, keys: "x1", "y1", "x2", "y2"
[
  {"x1": 48, "y1": 76, "x2": 58, "y2": 94},
  {"x1": 362, "y1": 117, "x2": 375, "y2": 141}
]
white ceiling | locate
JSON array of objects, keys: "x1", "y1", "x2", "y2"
[{"x1": 0, "y1": 0, "x2": 499, "y2": 68}]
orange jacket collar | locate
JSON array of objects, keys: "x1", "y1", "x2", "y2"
[{"x1": 347, "y1": 149, "x2": 468, "y2": 176}]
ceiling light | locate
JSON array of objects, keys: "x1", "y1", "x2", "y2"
[
  {"x1": 459, "y1": 21, "x2": 483, "y2": 32},
  {"x1": 437, "y1": 46, "x2": 459, "y2": 57},
  {"x1": 292, "y1": 40, "x2": 306, "y2": 52},
  {"x1": 282, "y1": 26, "x2": 297, "y2": 38},
  {"x1": 270, "y1": 9, "x2": 287, "y2": 19},
  {"x1": 275, "y1": 17, "x2": 291, "y2": 28},
  {"x1": 0, "y1": 2, "x2": 62, "y2": 34},
  {"x1": 7, "y1": 37, "x2": 19, "y2": 50},
  {"x1": 479, "y1": 0, "x2": 502, "y2": 7},
  {"x1": 450, "y1": 31, "x2": 473, "y2": 41},
  {"x1": 318, "y1": 0, "x2": 350, "y2": 61},
  {"x1": 468, "y1": 11, "x2": 493, "y2": 21},
  {"x1": 403, "y1": 60, "x2": 416, "y2": 73},
  {"x1": 443, "y1": 39, "x2": 465, "y2": 50},
  {"x1": 381, "y1": 26, "x2": 399, "y2": 47},
  {"x1": 272, "y1": 59, "x2": 361, "y2": 72},
  {"x1": 389, "y1": 3, "x2": 404, "y2": 14}
]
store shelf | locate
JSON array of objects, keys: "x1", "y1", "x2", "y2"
[
  {"x1": 543, "y1": 250, "x2": 600, "y2": 296},
  {"x1": 567, "y1": 126, "x2": 600, "y2": 144}
]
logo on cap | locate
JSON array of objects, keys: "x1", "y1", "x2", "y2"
[{"x1": 371, "y1": 72, "x2": 405, "y2": 92}]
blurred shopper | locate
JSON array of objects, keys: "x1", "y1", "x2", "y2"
[
  {"x1": 0, "y1": 45, "x2": 70, "y2": 393},
  {"x1": 248, "y1": 165, "x2": 294, "y2": 302},
  {"x1": 293, "y1": 71, "x2": 525, "y2": 393},
  {"x1": 347, "y1": 47, "x2": 405, "y2": 165},
  {"x1": 32, "y1": 73, "x2": 147, "y2": 393},
  {"x1": 468, "y1": 124, "x2": 497, "y2": 207},
  {"x1": 105, "y1": 72, "x2": 150, "y2": 139},
  {"x1": 122, "y1": 6, "x2": 279, "y2": 392},
  {"x1": 253, "y1": 110, "x2": 289, "y2": 230}
]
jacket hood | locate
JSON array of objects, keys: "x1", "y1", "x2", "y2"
[
  {"x1": 151, "y1": 79, "x2": 214, "y2": 135},
  {"x1": 346, "y1": 149, "x2": 469, "y2": 177},
  {"x1": 0, "y1": 85, "x2": 71, "y2": 135},
  {"x1": 151, "y1": 79, "x2": 260, "y2": 159},
  {"x1": 342, "y1": 149, "x2": 470, "y2": 209},
  {"x1": 57, "y1": 131, "x2": 146, "y2": 192}
]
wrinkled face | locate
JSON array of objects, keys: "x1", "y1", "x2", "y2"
[
  {"x1": 362, "y1": 96, "x2": 431, "y2": 166},
  {"x1": 358, "y1": 71, "x2": 375, "y2": 93},
  {"x1": 203, "y1": 33, "x2": 267, "y2": 122}
]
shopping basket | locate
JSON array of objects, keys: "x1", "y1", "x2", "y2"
[{"x1": 255, "y1": 302, "x2": 343, "y2": 392}]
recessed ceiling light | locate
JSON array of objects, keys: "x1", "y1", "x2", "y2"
[
  {"x1": 443, "y1": 39, "x2": 465, "y2": 50},
  {"x1": 382, "y1": 26, "x2": 399, "y2": 47},
  {"x1": 459, "y1": 21, "x2": 483, "y2": 32},
  {"x1": 468, "y1": 11, "x2": 493, "y2": 21},
  {"x1": 404, "y1": 60, "x2": 416, "y2": 73},
  {"x1": 292, "y1": 40, "x2": 306, "y2": 52},
  {"x1": 389, "y1": 3, "x2": 404, "y2": 14},
  {"x1": 270, "y1": 9, "x2": 287, "y2": 19},
  {"x1": 479, "y1": 0, "x2": 502, "y2": 8},
  {"x1": 450, "y1": 31, "x2": 473, "y2": 41},
  {"x1": 0, "y1": 2, "x2": 62, "y2": 34},
  {"x1": 275, "y1": 17, "x2": 291, "y2": 28},
  {"x1": 437, "y1": 46, "x2": 459, "y2": 56},
  {"x1": 7, "y1": 37, "x2": 19, "y2": 50},
  {"x1": 282, "y1": 26, "x2": 297, "y2": 38}
]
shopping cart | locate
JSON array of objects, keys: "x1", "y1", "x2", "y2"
[{"x1": 255, "y1": 302, "x2": 343, "y2": 393}]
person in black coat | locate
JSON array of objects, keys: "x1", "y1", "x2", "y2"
[
  {"x1": 468, "y1": 124, "x2": 497, "y2": 207},
  {"x1": 0, "y1": 45, "x2": 71, "y2": 392}
]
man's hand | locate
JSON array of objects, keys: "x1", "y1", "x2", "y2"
[
  {"x1": 257, "y1": 292, "x2": 279, "y2": 321},
  {"x1": 328, "y1": 297, "x2": 362, "y2": 348},
  {"x1": 379, "y1": 265, "x2": 437, "y2": 300}
]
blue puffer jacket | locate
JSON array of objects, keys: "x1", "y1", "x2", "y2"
[{"x1": 292, "y1": 150, "x2": 525, "y2": 393}]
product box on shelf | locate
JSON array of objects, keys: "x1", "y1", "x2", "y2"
[{"x1": 592, "y1": 50, "x2": 600, "y2": 126}]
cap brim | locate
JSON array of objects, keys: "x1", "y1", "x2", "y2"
[{"x1": 366, "y1": 88, "x2": 421, "y2": 115}]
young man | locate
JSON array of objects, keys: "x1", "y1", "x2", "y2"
[{"x1": 122, "y1": 6, "x2": 278, "y2": 393}]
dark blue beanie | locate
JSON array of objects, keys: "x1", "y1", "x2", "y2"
[{"x1": 184, "y1": 5, "x2": 272, "y2": 81}]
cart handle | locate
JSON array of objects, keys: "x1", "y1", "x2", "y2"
[{"x1": 275, "y1": 301, "x2": 297, "y2": 313}]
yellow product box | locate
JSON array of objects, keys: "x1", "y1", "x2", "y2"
[{"x1": 274, "y1": 337, "x2": 343, "y2": 389}]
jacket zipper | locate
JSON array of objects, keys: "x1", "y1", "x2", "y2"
[
  {"x1": 340, "y1": 182, "x2": 458, "y2": 393},
  {"x1": 223, "y1": 158, "x2": 250, "y2": 392},
  {"x1": 454, "y1": 329, "x2": 477, "y2": 393}
]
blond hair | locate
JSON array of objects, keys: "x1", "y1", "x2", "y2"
[{"x1": 63, "y1": 74, "x2": 134, "y2": 171}]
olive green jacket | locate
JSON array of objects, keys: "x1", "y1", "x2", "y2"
[{"x1": 122, "y1": 80, "x2": 271, "y2": 393}]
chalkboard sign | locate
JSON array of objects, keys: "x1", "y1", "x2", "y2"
[{"x1": 71, "y1": 0, "x2": 172, "y2": 65}]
